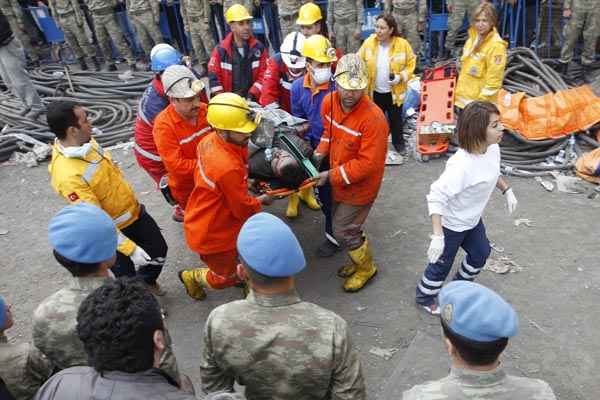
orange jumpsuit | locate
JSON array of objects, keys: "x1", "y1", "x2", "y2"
[
  {"x1": 184, "y1": 131, "x2": 262, "y2": 289},
  {"x1": 153, "y1": 103, "x2": 211, "y2": 209}
]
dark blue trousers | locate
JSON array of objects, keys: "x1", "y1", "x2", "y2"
[{"x1": 416, "y1": 219, "x2": 491, "y2": 306}]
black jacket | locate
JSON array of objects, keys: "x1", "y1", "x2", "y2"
[{"x1": 0, "y1": 10, "x2": 13, "y2": 47}]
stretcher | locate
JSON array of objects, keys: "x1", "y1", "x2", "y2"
[{"x1": 415, "y1": 62, "x2": 457, "y2": 161}]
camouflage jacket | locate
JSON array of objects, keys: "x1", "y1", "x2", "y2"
[
  {"x1": 384, "y1": 0, "x2": 427, "y2": 23},
  {"x1": 84, "y1": 0, "x2": 117, "y2": 14},
  {"x1": 277, "y1": 0, "x2": 305, "y2": 16},
  {"x1": 402, "y1": 366, "x2": 557, "y2": 400},
  {"x1": 200, "y1": 289, "x2": 366, "y2": 400},
  {"x1": 126, "y1": 0, "x2": 158, "y2": 15},
  {"x1": 327, "y1": 0, "x2": 363, "y2": 28},
  {"x1": 0, "y1": 0, "x2": 23, "y2": 24},
  {"x1": 32, "y1": 276, "x2": 110, "y2": 371},
  {"x1": 0, "y1": 333, "x2": 53, "y2": 400}
]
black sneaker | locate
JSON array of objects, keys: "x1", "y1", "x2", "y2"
[{"x1": 316, "y1": 239, "x2": 340, "y2": 258}]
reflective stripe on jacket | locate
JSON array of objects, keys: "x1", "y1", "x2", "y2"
[
  {"x1": 48, "y1": 139, "x2": 139, "y2": 255},
  {"x1": 184, "y1": 132, "x2": 261, "y2": 254},
  {"x1": 358, "y1": 34, "x2": 416, "y2": 107},
  {"x1": 316, "y1": 92, "x2": 388, "y2": 205},
  {"x1": 455, "y1": 27, "x2": 507, "y2": 109},
  {"x1": 153, "y1": 103, "x2": 211, "y2": 208}
]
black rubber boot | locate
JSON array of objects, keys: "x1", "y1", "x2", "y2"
[
  {"x1": 78, "y1": 57, "x2": 88, "y2": 71},
  {"x1": 91, "y1": 56, "x2": 101, "y2": 71},
  {"x1": 582, "y1": 63, "x2": 594, "y2": 84},
  {"x1": 107, "y1": 63, "x2": 118, "y2": 72},
  {"x1": 557, "y1": 62, "x2": 569, "y2": 76},
  {"x1": 129, "y1": 62, "x2": 137, "y2": 72}
]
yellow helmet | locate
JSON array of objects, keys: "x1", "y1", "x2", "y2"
[
  {"x1": 301, "y1": 35, "x2": 337, "y2": 64},
  {"x1": 207, "y1": 93, "x2": 260, "y2": 134},
  {"x1": 334, "y1": 54, "x2": 369, "y2": 90},
  {"x1": 225, "y1": 4, "x2": 253, "y2": 23},
  {"x1": 296, "y1": 2, "x2": 322, "y2": 25}
]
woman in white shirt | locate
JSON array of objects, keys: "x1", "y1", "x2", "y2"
[
  {"x1": 358, "y1": 14, "x2": 415, "y2": 154},
  {"x1": 416, "y1": 101, "x2": 518, "y2": 314}
]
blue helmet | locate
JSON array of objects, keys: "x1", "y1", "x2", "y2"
[{"x1": 150, "y1": 44, "x2": 182, "y2": 72}]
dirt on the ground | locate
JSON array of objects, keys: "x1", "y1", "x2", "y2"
[{"x1": 1, "y1": 147, "x2": 599, "y2": 399}]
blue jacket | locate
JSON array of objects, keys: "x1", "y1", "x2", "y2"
[{"x1": 290, "y1": 75, "x2": 335, "y2": 148}]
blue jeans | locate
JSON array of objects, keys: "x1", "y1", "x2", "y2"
[{"x1": 416, "y1": 219, "x2": 491, "y2": 306}]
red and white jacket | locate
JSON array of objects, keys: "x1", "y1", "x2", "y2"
[{"x1": 259, "y1": 53, "x2": 293, "y2": 112}]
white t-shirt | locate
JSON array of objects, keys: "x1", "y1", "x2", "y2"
[
  {"x1": 426, "y1": 144, "x2": 501, "y2": 232},
  {"x1": 374, "y1": 43, "x2": 391, "y2": 94}
]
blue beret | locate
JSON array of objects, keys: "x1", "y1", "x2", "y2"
[
  {"x1": 0, "y1": 296, "x2": 5, "y2": 330},
  {"x1": 237, "y1": 212, "x2": 306, "y2": 277},
  {"x1": 49, "y1": 203, "x2": 118, "y2": 264},
  {"x1": 439, "y1": 281, "x2": 518, "y2": 342}
]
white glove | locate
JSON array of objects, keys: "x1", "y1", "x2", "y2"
[
  {"x1": 130, "y1": 246, "x2": 151, "y2": 267},
  {"x1": 427, "y1": 234, "x2": 445, "y2": 264},
  {"x1": 504, "y1": 188, "x2": 518, "y2": 214},
  {"x1": 388, "y1": 74, "x2": 402, "y2": 86}
]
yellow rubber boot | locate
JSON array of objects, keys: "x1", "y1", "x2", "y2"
[
  {"x1": 343, "y1": 238, "x2": 378, "y2": 292},
  {"x1": 286, "y1": 193, "x2": 300, "y2": 218},
  {"x1": 178, "y1": 268, "x2": 209, "y2": 300},
  {"x1": 298, "y1": 186, "x2": 321, "y2": 210}
]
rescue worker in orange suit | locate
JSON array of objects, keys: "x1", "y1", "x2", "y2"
[
  {"x1": 178, "y1": 93, "x2": 274, "y2": 300},
  {"x1": 153, "y1": 65, "x2": 211, "y2": 215},
  {"x1": 207, "y1": 4, "x2": 268, "y2": 101},
  {"x1": 258, "y1": 31, "x2": 307, "y2": 112},
  {"x1": 46, "y1": 100, "x2": 168, "y2": 296},
  {"x1": 313, "y1": 54, "x2": 388, "y2": 292}
]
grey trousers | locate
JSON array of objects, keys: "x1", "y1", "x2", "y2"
[{"x1": 0, "y1": 38, "x2": 42, "y2": 111}]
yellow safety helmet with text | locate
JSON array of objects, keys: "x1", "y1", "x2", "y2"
[
  {"x1": 225, "y1": 4, "x2": 253, "y2": 23},
  {"x1": 301, "y1": 34, "x2": 337, "y2": 64},
  {"x1": 296, "y1": 2, "x2": 323, "y2": 25},
  {"x1": 334, "y1": 53, "x2": 369, "y2": 90},
  {"x1": 207, "y1": 93, "x2": 261, "y2": 134}
]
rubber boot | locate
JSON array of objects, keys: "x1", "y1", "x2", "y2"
[
  {"x1": 129, "y1": 62, "x2": 138, "y2": 72},
  {"x1": 178, "y1": 268, "x2": 211, "y2": 300},
  {"x1": 343, "y1": 238, "x2": 378, "y2": 292},
  {"x1": 107, "y1": 63, "x2": 118, "y2": 72},
  {"x1": 582, "y1": 63, "x2": 594, "y2": 84},
  {"x1": 78, "y1": 57, "x2": 88, "y2": 71},
  {"x1": 91, "y1": 56, "x2": 101, "y2": 72},
  {"x1": 557, "y1": 61, "x2": 569, "y2": 76},
  {"x1": 286, "y1": 193, "x2": 300, "y2": 218},
  {"x1": 298, "y1": 186, "x2": 320, "y2": 210}
]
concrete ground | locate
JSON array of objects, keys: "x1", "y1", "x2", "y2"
[{"x1": 1, "y1": 146, "x2": 599, "y2": 399}]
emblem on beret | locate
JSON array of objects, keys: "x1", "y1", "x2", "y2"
[{"x1": 442, "y1": 304, "x2": 453, "y2": 324}]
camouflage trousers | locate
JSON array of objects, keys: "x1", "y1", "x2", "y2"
[
  {"x1": 185, "y1": 14, "x2": 215, "y2": 65},
  {"x1": 279, "y1": 11, "x2": 298, "y2": 41},
  {"x1": 5, "y1": 14, "x2": 39, "y2": 61},
  {"x1": 129, "y1": 10, "x2": 162, "y2": 55},
  {"x1": 57, "y1": 14, "x2": 96, "y2": 59},
  {"x1": 560, "y1": 7, "x2": 598, "y2": 65},
  {"x1": 0, "y1": 38, "x2": 43, "y2": 111},
  {"x1": 392, "y1": 10, "x2": 422, "y2": 56},
  {"x1": 332, "y1": 18, "x2": 362, "y2": 53},
  {"x1": 90, "y1": 10, "x2": 134, "y2": 64},
  {"x1": 445, "y1": 0, "x2": 480, "y2": 51}
]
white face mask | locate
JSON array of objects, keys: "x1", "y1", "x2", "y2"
[
  {"x1": 60, "y1": 142, "x2": 93, "y2": 158},
  {"x1": 311, "y1": 67, "x2": 332, "y2": 85}
]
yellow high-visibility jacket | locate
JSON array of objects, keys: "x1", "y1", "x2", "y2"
[
  {"x1": 455, "y1": 27, "x2": 507, "y2": 109},
  {"x1": 48, "y1": 139, "x2": 140, "y2": 256},
  {"x1": 358, "y1": 34, "x2": 416, "y2": 106}
]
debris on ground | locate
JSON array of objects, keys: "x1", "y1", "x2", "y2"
[
  {"x1": 10, "y1": 151, "x2": 39, "y2": 167},
  {"x1": 535, "y1": 176, "x2": 555, "y2": 192},
  {"x1": 490, "y1": 242, "x2": 505, "y2": 253},
  {"x1": 484, "y1": 256, "x2": 522, "y2": 274},
  {"x1": 0, "y1": 229, "x2": 8, "y2": 235},
  {"x1": 386, "y1": 151, "x2": 404, "y2": 165},
  {"x1": 357, "y1": 306, "x2": 368, "y2": 312},
  {"x1": 369, "y1": 346, "x2": 399, "y2": 360},
  {"x1": 514, "y1": 218, "x2": 534, "y2": 227},
  {"x1": 555, "y1": 174, "x2": 587, "y2": 194}
]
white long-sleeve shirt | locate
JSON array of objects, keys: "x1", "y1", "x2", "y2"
[{"x1": 427, "y1": 144, "x2": 501, "y2": 232}]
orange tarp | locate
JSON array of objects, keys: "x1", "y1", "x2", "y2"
[{"x1": 497, "y1": 86, "x2": 600, "y2": 140}]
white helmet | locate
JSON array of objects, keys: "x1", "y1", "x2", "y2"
[
  {"x1": 162, "y1": 65, "x2": 205, "y2": 98},
  {"x1": 280, "y1": 32, "x2": 306, "y2": 69},
  {"x1": 150, "y1": 43, "x2": 176, "y2": 59}
]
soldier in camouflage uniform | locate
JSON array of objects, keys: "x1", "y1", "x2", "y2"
[
  {"x1": 126, "y1": 0, "x2": 162, "y2": 58},
  {"x1": 384, "y1": 0, "x2": 426, "y2": 58},
  {"x1": 558, "y1": 0, "x2": 598, "y2": 81},
  {"x1": 0, "y1": 296, "x2": 54, "y2": 400},
  {"x1": 180, "y1": 0, "x2": 215, "y2": 71},
  {"x1": 48, "y1": 0, "x2": 100, "y2": 70},
  {"x1": 278, "y1": 0, "x2": 305, "y2": 40},
  {"x1": 0, "y1": 0, "x2": 40, "y2": 67},
  {"x1": 443, "y1": 0, "x2": 480, "y2": 58},
  {"x1": 32, "y1": 203, "x2": 182, "y2": 384},
  {"x1": 83, "y1": 0, "x2": 135, "y2": 70},
  {"x1": 327, "y1": 0, "x2": 363, "y2": 53},
  {"x1": 200, "y1": 213, "x2": 366, "y2": 399},
  {"x1": 403, "y1": 281, "x2": 557, "y2": 400}
]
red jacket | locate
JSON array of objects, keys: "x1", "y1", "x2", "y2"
[
  {"x1": 259, "y1": 54, "x2": 293, "y2": 112},
  {"x1": 184, "y1": 132, "x2": 261, "y2": 254},
  {"x1": 316, "y1": 92, "x2": 388, "y2": 205},
  {"x1": 133, "y1": 77, "x2": 169, "y2": 164},
  {"x1": 153, "y1": 103, "x2": 211, "y2": 208},
  {"x1": 208, "y1": 32, "x2": 268, "y2": 100}
]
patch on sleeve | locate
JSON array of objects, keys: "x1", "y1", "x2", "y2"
[
  {"x1": 494, "y1": 55, "x2": 503, "y2": 65},
  {"x1": 67, "y1": 192, "x2": 79, "y2": 202}
]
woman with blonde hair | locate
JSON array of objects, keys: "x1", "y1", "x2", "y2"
[
  {"x1": 358, "y1": 13, "x2": 415, "y2": 154},
  {"x1": 454, "y1": 2, "x2": 507, "y2": 109}
]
